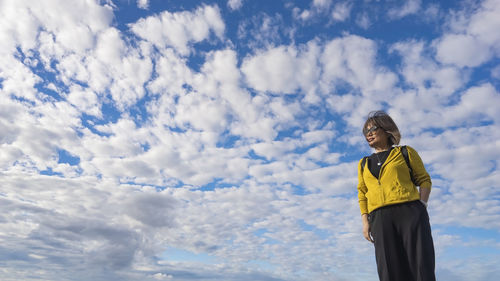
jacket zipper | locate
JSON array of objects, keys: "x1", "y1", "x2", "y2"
[
  {"x1": 377, "y1": 148, "x2": 399, "y2": 185},
  {"x1": 377, "y1": 148, "x2": 399, "y2": 204}
]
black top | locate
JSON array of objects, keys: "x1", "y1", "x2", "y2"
[{"x1": 368, "y1": 147, "x2": 393, "y2": 179}]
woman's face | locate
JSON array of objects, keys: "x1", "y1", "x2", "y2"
[{"x1": 364, "y1": 123, "x2": 389, "y2": 148}]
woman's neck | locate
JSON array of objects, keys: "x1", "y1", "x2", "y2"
[{"x1": 374, "y1": 145, "x2": 391, "y2": 153}]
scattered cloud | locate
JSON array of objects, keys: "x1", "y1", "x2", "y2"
[
  {"x1": 387, "y1": 0, "x2": 422, "y2": 20},
  {"x1": 355, "y1": 12, "x2": 371, "y2": 29},
  {"x1": 331, "y1": 2, "x2": 353, "y2": 22},
  {"x1": 237, "y1": 13, "x2": 289, "y2": 50},
  {"x1": 1, "y1": 0, "x2": 499, "y2": 280},
  {"x1": 227, "y1": 0, "x2": 243, "y2": 11},
  {"x1": 312, "y1": 0, "x2": 332, "y2": 9},
  {"x1": 129, "y1": 5, "x2": 225, "y2": 55},
  {"x1": 492, "y1": 65, "x2": 500, "y2": 79},
  {"x1": 137, "y1": 0, "x2": 149, "y2": 10},
  {"x1": 435, "y1": 0, "x2": 500, "y2": 67}
]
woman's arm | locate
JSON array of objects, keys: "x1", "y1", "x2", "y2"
[
  {"x1": 420, "y1": 186, "x2": 431, "y2": 206},
  {"x1": 407, "y1": 146, "x2": 432, "y2": 190},
  {"x1": 357, "y1": 158, "x2": 369, "y2": 214},
  {"x1": 407, "y1": 146, "x2": 432, "y2": 207},
  {"x1": 357, "y1": 158, "x2": 373, "y2": 242}
]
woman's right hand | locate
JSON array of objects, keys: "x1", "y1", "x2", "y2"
[{"x1": 362, "y1": 214, "x2": 374, "y2": 243}]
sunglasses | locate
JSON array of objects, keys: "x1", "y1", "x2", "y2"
[{"x1": 363, "y1": 125, "x2": 380, "y2": 136}]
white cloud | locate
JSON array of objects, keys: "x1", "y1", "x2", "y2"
[
  {"x1": 436, "y1": 34, "x2": 491, "y2": 67},
  {"x1": 321, "y1": 35, "x2": 398, "y2": 98},
  {"x1": 151, "y1": 273, "x2": 173, "y2": 280},
  {"x1": 297, "y1": 9, "x2": 312, "y2": 21},
  {"x1": 237, "y1": 13, "x2": 289, "y2": 50},
  {"x1": 0, "y1": 56, "x2": 41, "y2": 101},
  {"x1": 66, "y1": 86, "x2": 102, "y2": 117},
  {"x1": 0, "y1": 0, "x2": 112, "y2": 56},
  {"x1": 387, "y1": 0, "x2": 421, "y2": 20},
  {"x1": 435, "y1": 0, "x2": 500, "y2": 67},
  {"x1": 130, "y1": 5, "x2": 225, "y2": 55},
  {"x1": 445, "y1": 83, "x2": 500, "y2": 124},
  {"x1": 294, "y1": 0, "x2": 334, "y2": 23},
  {"x1": 312, "y1": 0, "x2": 332, "y2": 9},
  {"x1": 468, "y1": 0, "x2": 500, "y2": 47},
  {"x1": 147, "y1": 48, "x2": 194, "y2": 97},
  {"x1": 355, "y1": 12, "x2": 371, "y2": 29},
  {"x1": 387, "y1": 38, "x2": 499, "y2": 135},
  {"x1": 331, "y1": 2, "x2": 352, "y2": 22},
  {"x1": 391, "y1": 40, "x2": 465, "y2": 99},
  {"x1": 293, "y1": 0, "x2": 333, "y2": 22},
  {"x1": 137, "y1": 0, "x2": 149, "y2": 9},
  {"x1": 492, "y1": 65, "x2": 500, "y2": 79},
  {"x1": 0, "y1": 0, "x2": 154, "y2": 111},
  {"x1": 242, "y1": 46, "x2": 299, "y2": 94},
  {"x1": 423, "y1": 3, "x2": 440, "y2": 22},
  {"x1": 241, "y1": 41, "x2": 322, "y2": 96},
  {"x1": 227, "y1": 0, "x2": 243, "y2": 11},
  {"x1": 174, "y1": 91, "x2": 230, "y2": 133},
  {"x1": 0, "y1": 98, "x2": 84, "y2": 172}
]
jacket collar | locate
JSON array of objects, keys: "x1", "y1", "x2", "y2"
[{"x1": 380, "y1": 146, "x2": 401, "y2": 168}]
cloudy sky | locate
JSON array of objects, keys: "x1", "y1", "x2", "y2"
[{"x1": 1, "y1": 0, "x2": 499, "y2": 280}]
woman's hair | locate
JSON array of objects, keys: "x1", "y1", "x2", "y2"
[{"x1": 363, "y1": 111, "x2": 401, "y2": 145}]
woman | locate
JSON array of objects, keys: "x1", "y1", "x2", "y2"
[{"x1": 357, "y1": 111, "x2": 436, "y2": 281}]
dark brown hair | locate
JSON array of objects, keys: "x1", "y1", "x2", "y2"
[{"x1": 363, "y1": 111, "x2": 401, "y2": 145}]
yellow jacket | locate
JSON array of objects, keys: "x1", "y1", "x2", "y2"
[{"x1": 357, "y1": 146, "x2": 432, "y2": 214}]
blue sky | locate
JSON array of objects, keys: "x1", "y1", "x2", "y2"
[{"x1": 0, "y1": 0, "x2": 499, "y2": 280}]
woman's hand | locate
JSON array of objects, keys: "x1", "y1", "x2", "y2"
[{"x1": 362, "y1": 214, "x2": 374, "y2": 243}]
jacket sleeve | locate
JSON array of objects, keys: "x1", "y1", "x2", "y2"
[
  {"x1": 407, "y1": 146, "x2": 432, "y2": 189},
  {"x1": 357, "y1": 158, "x2": 369, "y2": 214}
]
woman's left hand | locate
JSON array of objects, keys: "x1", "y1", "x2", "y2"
[{"x1": 362, "y1": 214, "x2": 374, "y2": 243}]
